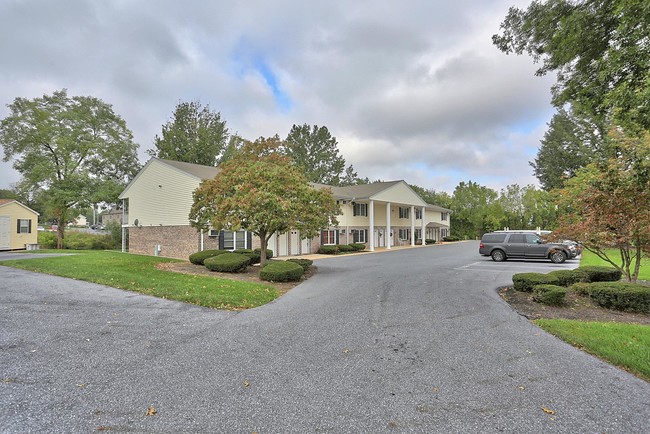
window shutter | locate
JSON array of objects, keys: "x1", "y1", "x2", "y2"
[
  {"x1": 218, "y1": 230, "x2": 225, "y2": 250},
  {"x1": 335, "y1": 230, "x2": 339, "y2": 245},
  {"x1": 28, "y1": 220, "x2": 32, "y2": 233},
  {"x1": 17, "y1": 219, "x2": 20, "y2": 233},
  {"x1": 246, "y1": 231, "x2": 252, "y2": 249},
  {"x1": 321, "y1": 230, "x2": 326, "y2": 245}
]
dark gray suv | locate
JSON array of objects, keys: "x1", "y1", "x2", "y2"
[{"x1": 479, "y1": 231, "x2": 574, "y2": 263}]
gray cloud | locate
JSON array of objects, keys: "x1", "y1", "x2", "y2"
[{"x1": 1, "y1": 0, "x2": 555, "y2": 194}]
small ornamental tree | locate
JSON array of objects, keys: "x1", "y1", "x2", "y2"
[
  {"x1": 552, "y1": 129, "x2": 650, "y2": 282},
  {"x1": 189, "y1": 136, "x2": 340, "y2": 265}
]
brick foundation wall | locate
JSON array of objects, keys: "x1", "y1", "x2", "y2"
[{"x1": 129, "y1": 225, "x2": 201, "y2": 260}]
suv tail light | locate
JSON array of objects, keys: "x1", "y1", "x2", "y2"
[{"x1": 479, "y1": 242, "x2": 484, "y2": 249}]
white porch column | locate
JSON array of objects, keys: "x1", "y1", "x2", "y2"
[
  {"x1": 369, "y1": 200, "x2": 375, "y2": 252},
  {"x1": 421, "y1": 206, "x2": 426, "y2": 246},
  {"x1": 386, "y1": 202, "x2": 391, "y2": 249},
  {"x1": 410, "y1": 205, "x2": 415, "y2": 246}
]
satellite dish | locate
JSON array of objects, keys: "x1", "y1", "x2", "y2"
[{"x1": 134, "y1": 219, "x2": 139, "y2": 227}]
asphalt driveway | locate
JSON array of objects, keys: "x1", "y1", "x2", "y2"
[{"x1": 1, "y1": 242, "x2": 648, "y2": 432}]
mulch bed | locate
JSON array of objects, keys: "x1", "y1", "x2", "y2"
[
  {"x1": 156, "y1": 261, "x2": 314, "y2": 295},
  {"x1": 499, "y1": 285, "x2": 650, "y2": 325}
]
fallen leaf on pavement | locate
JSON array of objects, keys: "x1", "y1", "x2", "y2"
[
  {"x1": 145, "y1": 407, "x2": 157, "y2": 416},
  {"x1": 542, "y1": 407, "x2": 555, "y2": 415}
]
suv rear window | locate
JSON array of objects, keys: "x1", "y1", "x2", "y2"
[{"x1": 482, "y1": 233, "x2": 507, "y2": 243}]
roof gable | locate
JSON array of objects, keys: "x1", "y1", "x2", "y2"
[
  {"x1": 0, "y1": 199, "x2": 40, "y2": 215},
  {"x1": 315, "y1": 180, "x2": 427, "y2": 206}
]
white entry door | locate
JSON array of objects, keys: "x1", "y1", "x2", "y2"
[
  {"x1": 300, "y1": 236, "x2": 310, "y2": 255},
  {"x1": 266, "y1": 233, "x2": 277, "y2": 257},
  {"x1": 290, "y1": 230, "x2": 300, "y2": 255},
  {"x1": 277, "y1": 232, "x2": 289, "y2": 257},
  {"x1": 0, "y1": 216, "x2": 10, "y2": 249}
]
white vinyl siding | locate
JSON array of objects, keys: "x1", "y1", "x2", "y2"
[{"x1": 120, "y1": 160, "x2": 202, "y2": 226}]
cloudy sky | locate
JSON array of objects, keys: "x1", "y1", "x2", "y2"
[{"x1": 0, "y1": 0, "x2": 556, "y2": 194}]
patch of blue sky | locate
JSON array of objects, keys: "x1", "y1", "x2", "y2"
[
  {"x1": 228, "y1": 39, "x2": 292, "y2": 112},
  {"x1": 253, "y1": 57, "x2": 292, "y2": 112}
]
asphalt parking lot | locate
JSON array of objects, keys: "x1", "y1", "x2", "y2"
[{"x1": 1, "y1": 242, "x2": 648, "y2": 432}]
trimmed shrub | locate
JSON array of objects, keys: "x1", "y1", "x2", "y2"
[
  {"x1": 348, "y1": 243, "x2": 366, "y2": 251},
  {"x1": 512, "y1": 273, "x2": 560, "y2": 292},
  {"x1": 204, "y1": 253, "x2": 250, "y2": 273},
  {"x1": 260, "y1": 260, "x2": 304, "y2": 282},
  {"x1": 533, "y1": 284, "x2": 567, "y2": 306},
  {"x1": 189, "y1": 249, "x2": 227, "y2": 265},
  {"x1": 319, "y1": 245, "x2": 339, "y2": 254},
  {"x1": 233, "y1": 248, "x2": 256, "y2": 264},
  {"x1": 425, "y1": 239, "x2": 436, "y2": 245},
  {"x1": 336, "y1": 244, "x2": 354, "y2": 252},
  {"x1": 548, "y1": 269, "x2": 587, "y2": 287},
  {"x1": 570, "y1": 282, "x2": 592, "y2": 296},
  {"x1": 576, "y1": 266, "x2": 622, "y2": 282},
  {"x1": 588, "y1": 282, "x2": 650, "y2": 313},
  {"x1": 253, "y1": 248, "x2": 274, "y2": 261},
  {"x1": 287, "y1": 258, "x2": 313, "y2": 271},
  {"x1": 443, "y1": 235, "x2": 461, "y2": 242}
]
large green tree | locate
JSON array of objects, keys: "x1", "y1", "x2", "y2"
[
  {"x1": 189, "y1": 136, "x2": 340, "y2": 265},
  {"x1": 284, "y1": 124, "x2": 358, "y2": 185},
  {"x1": 493, "y1": 0, "x2": 650, "y2": 130},
  {"x1": 0, "y1": 89, "x2": 140, "y2": 247},
  {"x1": 531, "y1": 108, "x2": 603, "y2": 190},
  {"x1": 552, "y1": 129, "x2": 650, "y2": 282},
  {"x1": 450, "y1": 181, "x2": 503, "y2": 239},
  {"x1": 147, "y1": 100, "x2": 229, "y2": 166}
]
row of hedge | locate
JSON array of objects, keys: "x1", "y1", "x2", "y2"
[
  {"x1": 189, "y1": 249, "x2": 312, "y2": 282},
  {"x1": 512, "y1": 266, "x2": 650, "y2": 312},
  {"x1": 318, "y1": 243, "x2": 366, "y2": 254},
  {"x1": 189, "y1": 248, "x2": 274, "y2": 266}
]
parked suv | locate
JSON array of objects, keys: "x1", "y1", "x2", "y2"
[{"x1": 479, "y1": 231, "x2": 575, "y2": 263}]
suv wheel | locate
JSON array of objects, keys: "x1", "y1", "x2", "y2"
[
  {"x1": 491, "y1": 250, "x2": 506, "y2": 262},
  {"x1": 550, "y1": 250, "x2": 567, "y2": 264}
]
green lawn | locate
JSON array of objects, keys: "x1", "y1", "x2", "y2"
[
  {"x1": 535, "y1": 319, "x2": 650, "y2": 381},
  {"x1": 580, "y1": 249, "x2": 650, "y2": 280},
  {"x1": 1, "y1": 250, "x2": 279, "y2": 310}
]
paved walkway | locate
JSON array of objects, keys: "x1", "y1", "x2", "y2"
[{"x1": 1, "y1": 242, "x2": 648, "y2": 432}]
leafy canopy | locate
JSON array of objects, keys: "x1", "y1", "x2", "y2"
[
  {"x1": 189, "y1": 136, "x2": 340, "y2": 264},
  {"x1": 147, "y1": 100, "x2": 229, "y2": 166},
  {"x1": 0, "y1": 89, "x2": 140, "y2": 247},
  {"x1": 531, "y1": 107, "x2": 603, "y2": 190},
  {"x1": 493, "y1": 0, "x2": 650, "y2": 130},
  {"x1": 284, "y1": 124, "x2": 360, "y2": 186}
]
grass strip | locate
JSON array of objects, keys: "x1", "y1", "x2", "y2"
[
  {"x1": 1, "y1": 250, "x2": 278, "y2": 310},
  {"x1": 580, "y1": 250, "x2": 650, "y2": 281},
  {"x1": 535, "y1": 319, "x2": 650, "y2": 381}
]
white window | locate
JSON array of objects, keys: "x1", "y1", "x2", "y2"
[
  {"x1": 321, "y1": 230, "x2": 338, "y2": 245},
  {"x1": 441, "y1": 212, "x2": 448, "y2": 221},
  {"x1": 398, "y1": 229, "x2": 409, "y2": 240},
  {"x1": 399, "y1": 207, "x2": 410, "y2": 219},
  {"x1": 18, "y1": 219, "x2": 31, "y2": 234},
  {"x1": 353, "y1": 203, "x2": 367, "y2": 217},
  {"x1": 414, "y1": 229, "x2": 422, "y2": 240},
  {"x1": 223, "y1": 230, "x2": 248, "y2": 250},
  {"x1": 441, "y1": 229, "x2": 449, "y2": 238},
  {"x1": 351, "y1": 229, "x2": 367, "y2": 243},
  {"x1": 415, "y1": 208, "x2": 422, "y2": 219}
]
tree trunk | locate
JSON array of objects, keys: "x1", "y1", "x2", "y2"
[
  {"x1": 259, "y1": 230, "x2": 268, "y2": 266},
  {"x1": 54, "y1": 208, "x2": 67, "y2": 249}
]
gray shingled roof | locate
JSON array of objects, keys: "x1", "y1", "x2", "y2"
[
  {"x1": 312, "y1": 181, "x2": 452, "y2": 212},
  {"x1": 158, "y1": 159, "x2": 220, "y2": 180}
]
